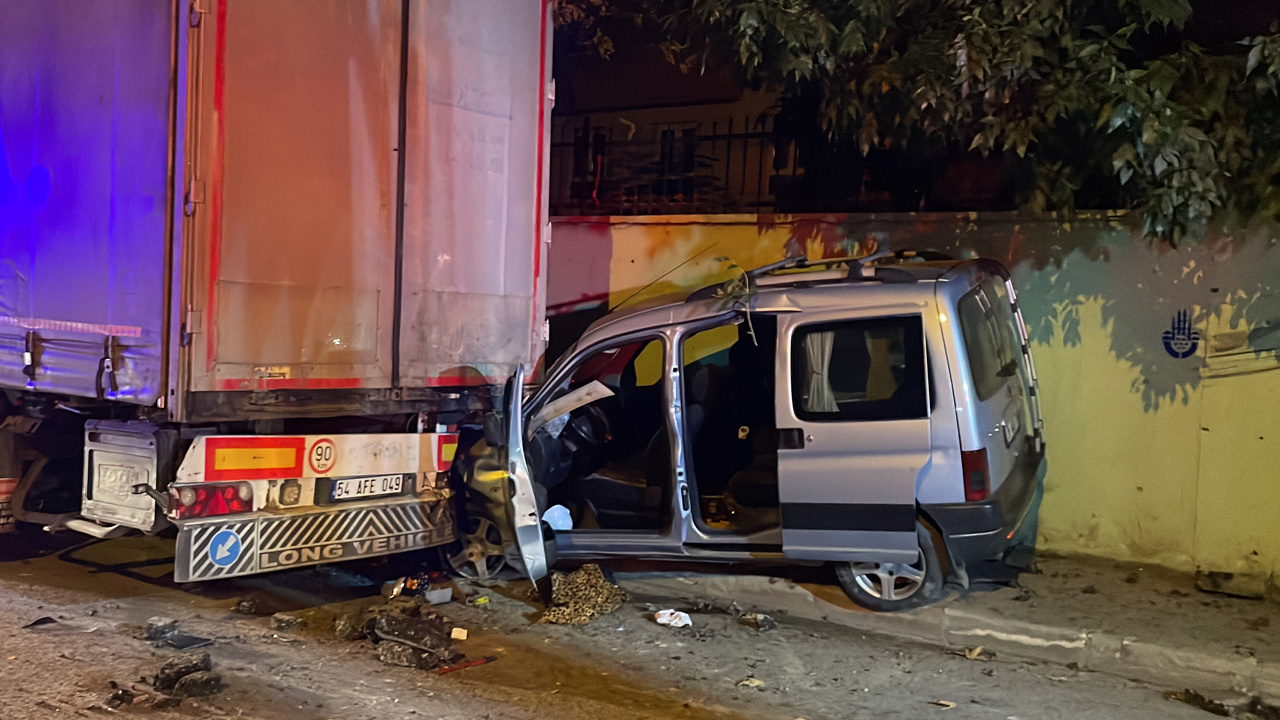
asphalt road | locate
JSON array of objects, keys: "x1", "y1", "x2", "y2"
[{"x1": 0, "y1": 529, "x2": 1217, "y2": 720}]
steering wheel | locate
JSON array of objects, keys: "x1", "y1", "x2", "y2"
[{"x1": 568, "y1": 404, "x2": 612, "y2": 446}]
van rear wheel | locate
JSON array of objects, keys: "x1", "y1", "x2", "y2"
[{"x1": 835, "y1": 520, "x2": 945, "y2": 612}]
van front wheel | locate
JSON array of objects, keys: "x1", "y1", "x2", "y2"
[{"x1": 835, "y1": 520, "x2": 945, "y2": 612}]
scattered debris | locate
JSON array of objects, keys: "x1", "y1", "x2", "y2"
[
  {"x1": 930, "y1": 700, "x2": 957, "y2": 709},
  {"x1": 233, "y1": 596, "x2": 263, "y2": 615},
  {"x1": 165, "y1": 633, "x2": 213, "y2": 650},
  {"x1": 155, "y1": 651, "x2": 212, "y2": 692},
  {"x1": 437, "y1": 656, "x2": 498, "y2": 675},
  {"x1": 334, "y1": 612, "x2": 367, "y2": 641},
  {"x1": 655, "y1": 609, "x2": 693, "y2": 629},
  {"x1": 424, "y1": 587, "x2": 455, "y2": 605},
  {"x1": 385, "y1": 572, "x2": 454, "y2": 600},
  {"x1": 104, "y1": 687, "x2": 137, "y2": 709},
  {"x1": 737, "y1": 677, "x2": 765, "y2": 689},
  {"x1": 1164, "y1": 690, "x2": 1232, "y2": 717},
  {"x1": 270, "y1": 613, "x2": 307, "y2": 632},
  {"x1": 371, "y1": 611, "x2": 463, "y2": 671},
  {"x1": 1196, "y1": 570, "x2": 1267, "y2": 600},
  {"x1": 172, "y1": 671, "x2": 224, "y2": 698},
  {"x1": 22, "y1": 616, "x2": 56, "y2": 629},
  {"x1": 376, "y1": 640, "x2": 439, "y2": 669},
  {"x1": 450, "y1": 627, "x2": 469, "y2": 641},
  {"x1": 1163, "y1": 689, "x2": 1280, "y2": 719},
  {"x1": 738, "y1": 613, "x2": 777, "y2": 632},
  {"x1": 1013, "y1": 587, "x2": 1036, "y2": 602},
  {"x1": 957, "y1": 646, "x2": 995, "y2": 661},
  {"x1": 1123, "y1": 572, "x2": 1140, "y2": 585},
  {"x1": 1250, "y1": 617, "x2": 1272, "y2": 630},
  {"x1": 145, "y1": 616, "x2": 179, "y2": 640},
  {"x1": 1081, "y1": 585, "x2": 1099, "y2": 595},
  {"x1": 467, "y1": 595, "x2": 491, "y2": 607},
  {"x1": 538, "y1": 564, "x2": 628, "y2": 625}
]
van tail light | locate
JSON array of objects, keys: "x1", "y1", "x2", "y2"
[
  {"x1": 962, "y1": 448, "x2": 990, "y2": 502},
  {"x1": 170, "y1": 483, "x2": 254, "y2": 519}
]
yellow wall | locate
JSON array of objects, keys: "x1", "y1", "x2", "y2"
[{"x1": 549, "y1": 213, "x2": 1280, "y2": 581}]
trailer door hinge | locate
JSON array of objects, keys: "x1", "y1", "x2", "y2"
[
  {"x1": 181, "y1": 309, "x2": 202, "y2": 347},
  {"x1": 184, "y1": 178, "x2": 205, "y2": 217},
  {"x1": 189, "y1": 0, "x2": 209, "y2": 27},
  {"x1": 541, "y1": 319, "x2": 550, "y2": 342}
]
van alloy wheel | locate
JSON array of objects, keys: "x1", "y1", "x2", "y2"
[
  {"x1": 847, "y1": 554, "x2": 926, "y2": 602},
  {"x1": 835, "y1": 519, "x2": 946, "y2": 611},
  {"x1": 447, "y1": 516, "x2": 507, "y2": 582}
]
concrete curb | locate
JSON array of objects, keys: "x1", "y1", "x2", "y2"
[{"x1": 617, "y1": 574, "x2": 1279, "y2": 703}]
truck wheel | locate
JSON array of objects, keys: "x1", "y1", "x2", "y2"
[{"x1": 835, "y1": 519, "x2": 946, "y2": 612}]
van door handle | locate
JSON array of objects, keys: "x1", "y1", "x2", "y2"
[{"x1": 778, "y1": 428, "x2": 805, "y2": 449}]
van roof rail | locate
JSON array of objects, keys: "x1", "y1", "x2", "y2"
[{"x1": 686, "y1": 249, "x2": 955, "y2": 303}]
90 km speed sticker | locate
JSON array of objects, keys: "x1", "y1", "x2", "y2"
[{"x1": 308, "y1": 438, "x2": 337, "y2": 475}]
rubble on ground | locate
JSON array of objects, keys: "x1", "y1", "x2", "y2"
[
  {"x1": 172, "y1": 670, "x2": 224, "y2": 698},
  {"x1": 536, "y1": 564, "x2": 627, "y2": 625},
  {"x1": 270, "y1": 612, "x2": 307, "y2": 632},
  {"x1": 106, "y1": 647, "x2": 226, "y2": 710},
  {"x1": 155, "y1": 650, "x2": 212, "y2": 692},
  {"x1": 145, "y1": 616, "x2": 179, "y2": 641},
  {"x1": 333, "y1": 595, "x2": 465, "y2": 672}
]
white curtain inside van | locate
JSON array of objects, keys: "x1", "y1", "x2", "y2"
[{"x1": 804, "y1": 330, "x2": 838, "y2": 413}]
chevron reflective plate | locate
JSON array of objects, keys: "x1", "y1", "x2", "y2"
[{"x1": 174, "y1": 499, "x2": 455, "y2": 582}]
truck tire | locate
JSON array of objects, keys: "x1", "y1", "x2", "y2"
[{"x1": 835, "y1": 519, "x2": 946, "y2": 612}]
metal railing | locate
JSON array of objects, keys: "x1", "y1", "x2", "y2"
[{"x1": 549, "y1": 111, "x2": 797, "y2": 216}]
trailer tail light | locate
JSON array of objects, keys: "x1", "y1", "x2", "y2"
[
  {"x1": 962, "y1": 448, "x2": 990, "y2": 502},
  {"x1": 171, "y1": 483, "x2": 254, "y2": 519}
]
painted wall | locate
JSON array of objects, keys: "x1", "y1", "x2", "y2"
[{"x1": 548, "y1": 213, "x2": 1280, "y2": 581}]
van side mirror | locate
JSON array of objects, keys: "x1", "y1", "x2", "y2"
[{"x1": 483, "y1": 411, "x2": 505, "y2": 447}]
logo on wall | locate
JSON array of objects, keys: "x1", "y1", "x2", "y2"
[{"x1": 1162, "y1": 309, "x2": 1201, "y2": 359}]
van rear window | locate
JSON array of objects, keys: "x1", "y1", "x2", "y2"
[{"x1": 957, "y1": 282, "x2": 1018, "y2": 402}]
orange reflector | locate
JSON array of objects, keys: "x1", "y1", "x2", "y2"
[
  {"x1": 213, "y1": 447, "x2": 298, "y2": 472},
  {"x1": 435, "y1": 434, "x2": 459, "y2": 472},
  {"x1": 205, "y1": 437, "x2": 305, "y2": 482}
]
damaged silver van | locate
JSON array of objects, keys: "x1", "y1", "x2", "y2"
[{"x1": 464, "y1": 252, "x2": 1046, "y2": 611}]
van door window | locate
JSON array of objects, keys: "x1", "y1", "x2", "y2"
[
  {"x1": 957, "y1": 283, "x2": 1018, "y2": 402},
  {"x1": 533, "y1": 337, "x2": 671, "y2": 531},
  {"x1": 791, "y1": 316, "x2": 927, "y2": 422}
]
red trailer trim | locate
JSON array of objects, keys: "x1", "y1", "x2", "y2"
[
  {"x1": 206, "y1": 0, "x2": 228, "y2": 374},
  {"x1": 530, "y1": 0, "x2": 550, "y2": 353}
]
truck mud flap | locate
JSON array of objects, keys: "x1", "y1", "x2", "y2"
[{"x1": 174, "y1": 500, "x2": 454, "y2": 583}]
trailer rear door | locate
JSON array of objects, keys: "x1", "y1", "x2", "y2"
[
  {"x1": 185, "y1": 0, "x2": 549, "y2": 395},
  {"x1": 185, "y1": 0, "x2": 402, "y2": 393},
  {"x1": 398, "y1": 0, "x2": 550, "y2": 387}
]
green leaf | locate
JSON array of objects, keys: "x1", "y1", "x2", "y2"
[
  {"x1": 1132, "y1": 0, "x2": 1192, "y2": 29},
  {"x1": 1247, "y1": 44, "x2": 1263, "y2": 75},
  {"x1": 1096, "y1": 103, "x2": 1113, "y2": 130}
]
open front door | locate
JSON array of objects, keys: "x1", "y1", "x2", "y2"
[
  {"x1": 504, "y1": 365, "x2": 553, "y2": 602},
  {"x1": 775, "y1": 311, "x2": 932, "y2": 563}
]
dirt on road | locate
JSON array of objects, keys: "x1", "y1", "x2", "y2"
[{"x1": 0, "y1": 531, "x2": 1220, "y2": 720}]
